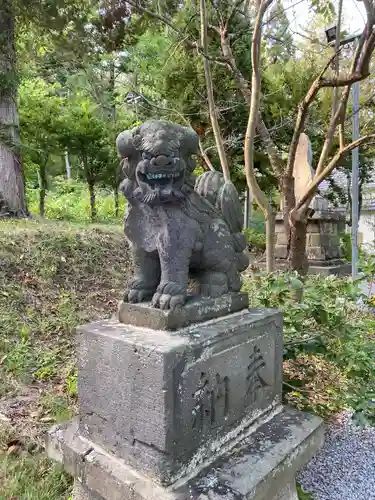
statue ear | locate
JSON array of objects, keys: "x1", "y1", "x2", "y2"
[
  {"x1": 116, "y1": 130, "x2": 137, "y2": 159},
  {"x1": 116, "y1": 129, "x2": 139, "y2": 179},
  {"x1": 179, "y1": 127, "x2": 199, "y2": 156}
]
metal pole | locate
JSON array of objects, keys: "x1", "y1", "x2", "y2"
[{"x1": 351, "y1": 79, "x2": 360, "y2": 280}]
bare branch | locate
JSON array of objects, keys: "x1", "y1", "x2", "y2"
[
  {"x1": 225, "y1": 0, "x2": 246, "y2": 28},
  {"x1": 286, "y1": 51, "x2": 339, "y2": 177},
  {"x1": 315, "y1": 23, "x2": 375, "y2": 178},
  {"x1": 219, "y1": 27, "x2": 284, "y2": 175},
  {"x1": 331, "y1": 0, "x2": 343, "y2": 118},
  {"x1": 244, "y1": 0, "x2": 275, "y2": 271},
  {"x1": 208, "y1": 24, "x2": 221, "y2": 34},
  {"x1": 255, "y1": 118, "x2": 284, "y2": 175},
  {"x1": 196, "y1": 46, "x2": 228, "y2": 64},
  {"x1": 362, "y1": 0, "x2": 375, "y2": 24},
  {"x1": 261, "y1": 0, "x2": 305, "y2": 26},
  {"x1": 128, "y1": 90, "x2": 214, "y2": 171},
  {"x1": 125, "y1": 0, "x2": 195, "y2": 48},
  {"x1": 294, "y1": 134, "x2": 375, "y2": 212},
  {"x1": 318, "y1": 19, "x2": 375, "y2": 89},
  {"x1": 200, "y1": 0, "x2": 230, "y2": 180},
  {"x1": 199, "y1": 143, "x2": 215, "y2": 171}
]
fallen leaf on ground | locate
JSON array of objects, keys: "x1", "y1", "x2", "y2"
[
  {"x1": 40, "y1": 416, "x2": 54, "y2": 423},
  {"x1": 6, "y1": 439, "x2": 24, "y2": 455}
]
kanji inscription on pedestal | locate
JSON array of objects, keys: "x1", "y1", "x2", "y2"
[
  {"x1": 191, "y1": 372, "x2": 230, "y2": 430},
  {"x1": 246, "y1": 346, "x2": 269, "y2": 404},
  {"x1": 185, "y1": 341, "x2": 272, "y2": 437}
]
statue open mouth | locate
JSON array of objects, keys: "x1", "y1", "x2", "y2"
[
  {"x1": 140, "y1": 171, "x2": 183, "y2": 186},
  {"x1": 136, "y1": 167, "x2": 185, "y2": 205}
]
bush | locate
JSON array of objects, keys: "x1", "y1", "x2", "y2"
[
  {"x1": 244, "y1": 272, "x2": 375, "y2": 424},
  {"x1": 26, "y1": 177, "x2": 126, "y2": 223},
  {"x1": 340, "y1": 232, "x2": 352, "y2": 261},
  {"x1": 243, "y1": 228, "x2": 266, "y2": 251},
  {"x1": 244, "y1": 212, "x2": 266, "y2": 251}
]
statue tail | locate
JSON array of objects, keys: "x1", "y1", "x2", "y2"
[{"x1": 195, "y1": 171, "x2": 249, "y2": 272}]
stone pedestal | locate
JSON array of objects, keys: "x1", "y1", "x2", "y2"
[
  {"x1": 46, "y1": 294, "x2": 324, "y2": 499},
  {"x1": 275, "y1": 210, "x2": 351, "y2": 276}
]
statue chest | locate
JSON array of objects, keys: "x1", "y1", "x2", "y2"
[{"x1": 124, "y1": 204, "x2": 196, "y2": 252}]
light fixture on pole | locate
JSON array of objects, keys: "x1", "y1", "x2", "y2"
[
  {"x1": 324, "y1": 25, "x2": 361, "y2": 279},
  {"x1": 325, "y1": 25, "x2": 337, "y2": 45}
]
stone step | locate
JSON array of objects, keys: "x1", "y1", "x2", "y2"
[{"x1": 46, "y1": 407, "x2": 323, "y2": 500}]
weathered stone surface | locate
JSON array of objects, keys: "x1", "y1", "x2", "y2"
[
  {"x1": 320, "y1": 221, "x2": 333, "y2": 234},
  {"x1": 292, "y1": 133, "x2": 314, "y2": 203},
  {"x1": 307, "y1": 262, "x2": 351, "y2": 276},
  {"x1": 307, "y1": 234, "x2": 325, "y2": 247},
  {"x1": 179, "y1": 406, "x2": 324, "y2": 500},
  {"x1": 306, "y1": 222, "x2": 320, "y2": 233},
  {"x1": 72, "y1": 481, "x2": 104, "y2": 500},
  {"x1": 77, "y1": 309, "x2": 283, "y2": 484},
  {"x1": 276, "y1": 232, "x2": 288, "y2": 246},
  {"x1": 275, "y1": 220, "x2": 285, "y2": 233},
  {"x1": 116, "y1": 120, "x2": 249, "y2": 311},
  {"x1": 46, "y1": 407, "x2": 324, "y2": 500},
  {"x1": 262, "y1": 259, "x2": 351, "y2": 276},
  {"x1": 118, "y1": 292, "x2": 249, "y2": 330},
  {"x1": 274, "y1": 245, "x2": 288, "y2": 259},
  {"x1": 306, "y1": 246, "x2": 325, "y2": 260},
  {"x1": 310, "y1": 194, "x2": 329, "y2": 211},
  {"x1": 47, "y1": 419, "x2": 176, "y2": 500}
]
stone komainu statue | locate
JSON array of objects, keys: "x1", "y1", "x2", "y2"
[{"x1": 116, "y1": 119, "x2": 249, "y2": 310}]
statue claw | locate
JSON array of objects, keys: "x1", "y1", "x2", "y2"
[
  {"x1": 123, "y1": 278, "x2": 156, "y2": 304},
  {"x1": 125, "y1": 289, "x2": 151, "y2": 303},
  {"x1": 151, "y1": 281, "x2": 186, "y2": 310}
]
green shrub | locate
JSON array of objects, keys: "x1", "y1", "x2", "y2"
[
  {"x1": 340, "y1": 232, "x2": 352, "y2": 261},
  {"x1": 26, "y1": 177, "x2": 126, "y2": 223},
  {"x1": 248, "y1": 212, "x2": 266, "y2": 234},
  {"x1": 243, "y1": 212, "x2": 266, "y2": 251},
  {"x1": 244, "y1": 272, "x2": 375, "y2": 424},
  {"x1": 243, "y1": 227, "x2": 266, "y2": 251}
]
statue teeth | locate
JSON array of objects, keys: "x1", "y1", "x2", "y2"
[{"x1": 145, "y1": 172, "x2": 180, "y2": 180}]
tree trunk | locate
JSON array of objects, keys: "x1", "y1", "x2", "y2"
[
  {"x1": 39, "y1": 160, "x2": 48, "y2": 217},
  {"x1": 109, "y1": 59, "x2": 116, "y2": 122},
  {"x1": 281, "y1": 174, "x2": 310, "y2": 274},
  {"x1": 0, "y1": 0, "x2": 27, "y2": 217},
  {"x1": 289, "y1": 218, "x2": 308, "y2": 275},
  {"x1": 281, "y1": 175, "x2": 296, "y2": 260},
  {"x1": 114, "y1": 186, "x2": 119, "y2": 217},
  {"x1": 64, "y1": 150, "x2": 71, "y2": 179},
  {"x1": 88, "y1": 181, "x2": 96, "y2": 221}
]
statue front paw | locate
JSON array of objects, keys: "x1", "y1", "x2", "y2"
[
  {"x1": 124, "y1": 278, "x2": 156, "y2": 303},
  {"x1": 151, "y1": 281, "x2": 187, "y2": 310}
]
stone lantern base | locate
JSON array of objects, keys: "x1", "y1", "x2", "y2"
[{"x1": 274, "y1": 210, "x2": 351, "y2": 276}]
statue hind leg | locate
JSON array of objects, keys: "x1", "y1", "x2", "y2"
[
  {"x1": 198, "y1": 262, "x2": 241, "y2": 298},
  {"x1": 124, "y1": 246, "x2": 160, "y2": 303},
  {"x1": 198, "y1": 220, "x2": 242, "y2": 297}
]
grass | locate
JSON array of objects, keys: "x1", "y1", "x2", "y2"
[
  {"x1": 0, "y1": 421, "x2": 71, "y2": 500},
  {"x1": 0, "y1": 219, "x2": 132, "y2": 499}
]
